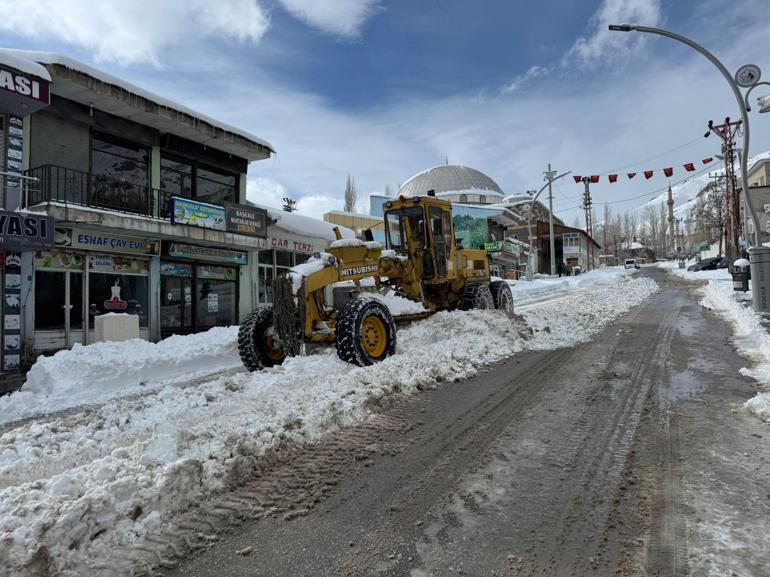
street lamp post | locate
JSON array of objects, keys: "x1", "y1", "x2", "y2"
[
  {"x1": 609, "y1": 24, "x2": 769, "y2": 312},
  {"x1": 525, "y1": 170, "x2": 571, "y2": 281}
]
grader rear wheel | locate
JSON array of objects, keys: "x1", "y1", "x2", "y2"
[
  {"x1": 238, "y1": 306, "x2": 287, "y2": 372},
  {"x1": 336, "y1": 298, "x2": 397, "y2": 366},
  {"x1": 489, "y1": 280, "x2": 515, "y2": 314},
  {"x1": 460, "y1": 283, "x2": 495, "y2": 311}
]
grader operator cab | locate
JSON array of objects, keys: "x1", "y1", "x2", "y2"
[{"x1": 237, "y1": 195, "x2": 515, "y2": 371}]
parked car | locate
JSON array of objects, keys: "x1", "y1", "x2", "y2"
[
  {"x1": 624, "y1": 259, "x2": 640, "y2": 269},
  {"x1": 687, "y1": 257, "x2": 724, "y2": 272}
]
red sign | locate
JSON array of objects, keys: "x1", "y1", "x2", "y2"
[
  {"x1": 0, "y1": 66, "x2": 51, "y2": 116},
  {"x1": 104, "y1": 297, "x2": 128, "y2": 311}
]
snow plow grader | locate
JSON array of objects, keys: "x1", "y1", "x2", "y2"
[{"x1": 238, "y1": 194, "x2": 515, "y2": 371}]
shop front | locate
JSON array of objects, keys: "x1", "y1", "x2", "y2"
[
  {"x1": 255, "y1": 234, "x2": 318, "y2": 305},
  {"x1": 161, "y1": 242, "x2": 245, "y2": 338},
  {"x1": 31, "y1": 228, "x2": 157, "y2": 352}
]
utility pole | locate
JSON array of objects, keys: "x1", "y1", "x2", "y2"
[
  {"x1": 705, "y1": 117, "x2": 742, "y2": 268},
  {"x1": 581, "y1": 177, "x2": 595, "y2": 271},
  {"x1": 667, "y1": 184, "x2": 676, "y2": 256},
  {"x1": 544, "y1": 164, "x2": 558, "y2": 276}
]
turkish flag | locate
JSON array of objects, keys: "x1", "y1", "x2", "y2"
[
  {"x1": 644, "y1": 170, "x2": 654, "y2": 179},
  {"x1": 663, "y1": 167, "x2": 673, "y2": 177},
  {"x1": 702, "y1": 157, "x2": 713, "y2": 164},
  {"x1": 590, "y1": 175, "x2": 599, "y2": 183},
  {"x1": 573, "y1": 175, "x2": 582, "y2": 183},
  {"x1": 609, "y1": 174, "x2": 618, "y2": 183},
  {"x1": 627, "y1": 172, "x2": 636, "y2": 179},
  {"x1": 684, "y1": 163, "x2": 695, "y2": 172}
]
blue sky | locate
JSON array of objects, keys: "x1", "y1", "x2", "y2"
[{"x1": 1, "y1": 0, "x2": 770, "y2": 223}]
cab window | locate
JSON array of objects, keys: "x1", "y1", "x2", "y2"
[{"x1": 384, "y1": 208, "x2": 427, "y2": 250}]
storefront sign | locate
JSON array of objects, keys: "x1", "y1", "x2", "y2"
[
  {"x1": 198, "y1": 265, "x2": 236, "y2": 281},
  {"x1": 35, "y1": 249, "x2": 84, "y2": 270},
  {"x1": 57, "y1": 228, "x2": 160, "y2": 256},
  {"x1": 0, "y1": 66, "x2": 50, "y2": 116},
  {"x1": 167, "y1": 242, "x2": 248, "y2": 265},
  {"x1": 3, "y1": 250, "x2": 22, "y2": 371},
  {"x1": 5, "y1": 117, "x2": 23, "y2": 197},
  {"x1": 483, "y1": 241, "x2": 519, "y2": 256},
  {"x1": 0, "y1": 210, "x2": 54, "y2": 249},
  {"x1": 89, "y1": 254, "x2": 149, "y2": 274},
  {"x1": 270, "y1": 236, "x2": 315, "y2": 253},
  {"x1": 225, "y1": 203, "x2": 267, "y2": 238},
  {"x1": 170, "y1": 197, "x2": 226, "y2": 231},
  {"x1": 160, "y1": 262, "x2": 193, "y2": 277}
]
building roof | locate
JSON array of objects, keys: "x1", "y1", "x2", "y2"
[
  {"x1": 1, "y1": 49, "x2": 274, "y2": 161},
  {"x1": 399, "y1": 165, "x2": 505, "y2": 199}
]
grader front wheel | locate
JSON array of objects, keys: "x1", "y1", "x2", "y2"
[
  {"x1": 460, "y1": 283, "x2": 495, "y2": 311},
  {"x1": 489, "y1": 280, "x2": 515, "y2": 314},
  {"x1": 336, "y1": 298, "x2": 397, "y2": 366},
  {"x1": 238, "y1": 306, "x2": 287, "y2": 372}
]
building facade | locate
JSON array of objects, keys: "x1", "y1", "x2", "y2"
[
  {"x1": 0, "y1": 50, "x2": 347, "y2": 368},
  {"x1": 744, "y1": 158, "x2": 770, "y2": 244}
]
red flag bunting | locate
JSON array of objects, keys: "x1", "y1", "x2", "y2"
[
  {"x1": 573, "y1": 175, "x2": 582, "y2": 183},
  {"x1": 609, "y1": 174, "x2": 618, "y2": 183},
  {"x1": 702, "y1": 157, "x2": 713, "y2": 164},
  {"x1": 663, "y1": 167, "x2": 673, "y2": 177},
  {"x1": 644, "y1": 170, "x2": 654, "y2": 179},
  {"x1": 590, "y1": 175, "x2": 599, "y2": 183},
  {"x1": 627, "y1": 172, "x2": 636, "y2": 179},
  {"x1": 684, "y1": 163, "x2": 695, "y2": 172}
]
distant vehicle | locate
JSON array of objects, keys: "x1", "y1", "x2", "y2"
[
  {"x1": 625, "y1": 259, "x2": 640, "y2": 269},
  {"x1": 687, "y1": 257, "x2": 724, "y2": 272}
]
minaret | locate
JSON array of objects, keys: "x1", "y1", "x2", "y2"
[{"x1": 667, "y1": 184, "x2": 675, "y2": 253}]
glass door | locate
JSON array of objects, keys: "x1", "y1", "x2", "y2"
[
  {"x1": 34, "y1": 270, "x2": 84, "y2": 350},
  {"x1": 160, "y1": 276, "x2": 194, "y2": 337}
]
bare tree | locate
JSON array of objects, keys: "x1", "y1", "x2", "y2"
[
  {"x1": 344, "y1": 175, "x2": 357, "y2": 212},
  {"x1": 693, "y1": 178, "x2": 727, "y2": 256},
  {"x1": 645, "y1": 205, "x2": 659, "y2": 256}
]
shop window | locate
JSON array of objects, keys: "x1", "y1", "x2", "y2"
[
  {"x1": 196, "y1": 271, "x2": 236, "y2": 329},
  {"x1": 258, "y1": 250, "x2": 274, "y2": 265},
  {"x1": 160, "y1": 157, "x2": 193, "y2": 198},
  {"x1": 276, "y1": 250, "x2": 293, "y2": 267},
  {"x1": 91, "y1": 132, "x2": 150, "y2": 213},
  {"x1": 294, "y1": 253, "x2": 310, "y2": 265},
  {"x1": 258, "y1": 266, "x2": 274, "y2": 304},
  {"x1": 88, "y1": 274, "x2": 149, "y2": 328},
  {"x1": 196, "y1": 166, "x2": 237, "y2": 206}
]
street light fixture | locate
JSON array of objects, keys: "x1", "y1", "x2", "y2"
[{"x1": 609, "y1": 23, "x2": 769, "y2": 312}]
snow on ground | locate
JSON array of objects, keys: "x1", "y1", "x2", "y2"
[
  {"x1": 659, "y1": 261, "x2": 770, "y2": 422},
  {"x1": 506, "y1": 266, "x2": 636, "y2": 306},
  {"x1": 0, "y1": 271, "x2": 657, "y2": 577},
  {"x1": 0, "y1": 327, "x2": 242, "y2": 427}
]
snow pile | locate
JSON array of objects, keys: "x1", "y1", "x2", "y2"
[
  {"x1": 329, "y1": 238, "x2": 364, "y2": 248},
  {"x1": 289, "y1": 252, "x2": 335, "y2": 292},
  {"x1": 0, "y1": 273, "x2": 657, "y2": 577},
  {"x1": 507, "y1": 266, "x2": 635, "y2": 306},
  {"x1": 368, "y1": 291, "x2": 428, "y2": 316},
  {"x1": 0, "y1": 327, "x2": 241, "y2": 426},
  {"x1": 697, "y1": 280, "x2": 770, "y2": 422}
]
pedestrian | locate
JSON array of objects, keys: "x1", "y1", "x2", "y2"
[{"x1": 557, "y1": 261, "x2": 564, "y2": 277}]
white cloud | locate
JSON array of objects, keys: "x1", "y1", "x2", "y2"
[
  {"x1": 277, "y1": 0, "x2": 381, "y2": 38},
  {"x1": 295, "y1": 194, "x2": 346, "y2": 217},
  {"x1": 564, "y1": 0, "x2": 662, "y2": 66},
  {"x1": 502, "y1": 65, "x2": 550, "y2": 94},
  {"x1": 0, "y1": 0, "x2": 269, "y2": 65},
  {"x1": 246, "y1": 177, "x2": 288, "y2": 210}
]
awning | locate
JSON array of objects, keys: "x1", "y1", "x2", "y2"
[{"x1": 0, "y1": 49, "x2": 51, "y2": 116}]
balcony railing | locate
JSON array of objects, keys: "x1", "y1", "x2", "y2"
[{"x1": 24, "y1": 165, "x2": 188, "y2": 220}]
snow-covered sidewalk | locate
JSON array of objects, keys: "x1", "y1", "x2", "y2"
[
  {"x1": 0, "y1": 271, "x2": 657, "y2": 577},
  {"x1": 658, "y1": 261, "x2": 770, "y2": 422}
]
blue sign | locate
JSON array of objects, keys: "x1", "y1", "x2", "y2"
[{"x1": 170, "y1": 197, "x2": 226, "y2": 231}]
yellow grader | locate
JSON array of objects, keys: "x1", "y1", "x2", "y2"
[{"x1": 238, "y1": 194, "x2": 515, "y2": 370}]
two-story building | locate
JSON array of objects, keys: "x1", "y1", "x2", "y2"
[{"x1": 0, "y1": 49, "x2": 348, "y2": 368}]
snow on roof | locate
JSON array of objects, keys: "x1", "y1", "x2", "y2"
[
  {"x1": 0, "y1": 49, "x2": 51, "y2": 80},
  {"x1": 248, "y1": 202, "x2": 355, "y2": 242},
  {"x1": 1, "y1": 49, "x2": 274, "y2": 155}
]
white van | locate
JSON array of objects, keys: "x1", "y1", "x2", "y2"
[{"x1": 624, "y1": 259, "x2": 640, "y2": 269}]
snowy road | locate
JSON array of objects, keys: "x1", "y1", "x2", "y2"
[
  {"x1": 163, "y1": 268, "x2": 770, "y2": 577},
  {"x1": 0, "y1": 268, "x2": 659, "y2": 577}
]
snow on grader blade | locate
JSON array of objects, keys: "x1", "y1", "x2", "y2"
[{"x1": 238, "y1": 195, "x2": 515, "y2": 371}]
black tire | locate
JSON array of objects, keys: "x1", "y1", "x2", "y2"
[
  {"x1": 489, "y1": 280, "x2": 515, "y2": 314},
  {"x1": 238, "y1": 306, "x2": 286, "y2": 372},
  {"x1": 460, "y1": 283, "x2": 495, "y2": 311},
  {"x1": 336, "y1": 298, "x2": 397, "y2": 367}
]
